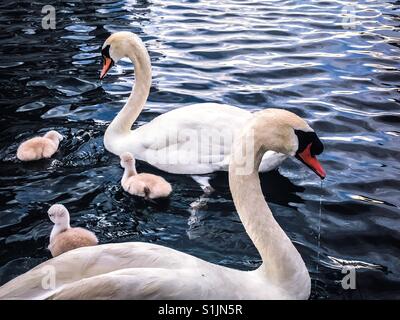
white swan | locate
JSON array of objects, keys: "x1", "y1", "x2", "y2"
[
  {"x1": 47, "y1": 204, "x2": 98, "y2": 257},
  {"x1": 120, "y1": 152, "x2": 172, "y2": 199},
  {"x1": 100, "y1": 31, "x2": 287, "y2": 175},
  {"x1": 0, "y1": 108, "x2": 325, "y2": 300}
]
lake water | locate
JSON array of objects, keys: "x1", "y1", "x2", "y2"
[{"x1": 0, "y1": 0, "x2": 399, "y2": 299}]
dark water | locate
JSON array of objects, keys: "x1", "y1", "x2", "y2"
[{"x1": 0, "y1": 0, "x2": 399, "y2": 299}]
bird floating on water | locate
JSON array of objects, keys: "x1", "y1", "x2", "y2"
[
  {"x1": 47, "y1": 204, "x2": 98, "y2": 257},
  {"x1": 17, "y1": 130, "x2": 63, "y2": 161},
  {"x1": 120, "y1": 152, "x2": 172, "y2": 199}
]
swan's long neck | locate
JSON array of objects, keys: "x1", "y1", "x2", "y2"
[
  {"x1": 106, "y1": 39, "x2": 152, "y2": 138},
  {"x1": 228, "y1": 120, "x2": 310, "y2": 297},
  {"x1": 121, "y1": 164, "x2": 137, "y2": 185},
  {"x1": 49, "y1": 219, "x2": 70, "y2": 244}
]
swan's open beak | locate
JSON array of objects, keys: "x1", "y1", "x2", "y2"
[
  {"x1": 100, "y1": 57, "x2": 113, "y2": 80},
  {"x1": 296, "y1": 143, "x2": 326, "y2": 179}
]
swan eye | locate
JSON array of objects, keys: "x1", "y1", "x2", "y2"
[
  {"x1": 294, "y1": 130, "x2": 324, "y2": 156},
  {"x1": 101, "y1": 45, "x2": 111, "y2": 59}
]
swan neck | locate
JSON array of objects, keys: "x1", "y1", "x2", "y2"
[
  {"x1": 50, "y1": 222, "x2": 70, "y2": 243},
  {"x1": 229, "y1": 122, "x2": 309, "y2": 289},
  {"x1": 107, "y1": 42, "x2": 152, "y2": 135},
  {"x1": 125, "y1": 165, "x2": 137, "y2": 177}
]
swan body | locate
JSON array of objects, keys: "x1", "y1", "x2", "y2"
[
  {"x1": 120, "y1": 152, "x2": 172, "y2": 199},
  {"x1": 47, "y1": 204, "x2": 98, "y2": 257},
  {"x1": 17, "y1": 130, "x2": 63, "y2": 161},
  {"x1": 0, "y1": 108, "x2": 326, "y2": 300},
  {"x1": 100, "y1": 31, "x2": 287, "y2": 174},
  {"x1": 0, "y1": 243, "x2": 294, "y2": 300}
]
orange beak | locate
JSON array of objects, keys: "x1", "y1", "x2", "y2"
[
  {"x1": 100, "y1": 57, "x2": 113, "y2": 80},
  {"x1": 296, "y1": 143, "x2": 326, "y2": 179}
]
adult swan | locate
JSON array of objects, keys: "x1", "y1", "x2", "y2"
[
  {"x1": 100, "y1": 31, "x2": 287, "y2": 175},
  {"x1": 0, "y1": 109, "x2": 326, "y2": 300}
]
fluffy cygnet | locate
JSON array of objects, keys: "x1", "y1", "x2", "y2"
[
  {"x1": 47, "y1": 204, "x2": 98, "y2": 257},
  {"x1": 120, "y1": 152, "x2": 172, "y2": 199},
  {"x1": 17, "y1": 130, "x2": 63, "y2": 161}
]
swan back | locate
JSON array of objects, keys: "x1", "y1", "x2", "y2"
[{"x1": 49, "y1": 228, "x2": 98, "y2": 257}]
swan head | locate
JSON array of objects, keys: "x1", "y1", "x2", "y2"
[
  {"x1": 44, "y1": 130, "x2": 63, "y2": 142},
  {"x1": 253, "y1": 109, "x2": 326, "y2": 179},
  {"x1": 100, "y1": 31, "x2": 145, "y2": 80},
  {"x1": 48, "y1": 204, "x2": 70, "y2": 226},
  {"x1": 120, "y1": 151, "x2": 136, "y2": 169}
]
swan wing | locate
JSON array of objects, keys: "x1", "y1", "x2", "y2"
[
  {"x1": 46, "y1": 267, "x2": 222, "y2": 300},
  {"x1": 127, "y1": 103, "x2": 286, "y2": 173},
  {"x1": 0, "y1": 242, "x2": 210, "y2": 300},
  {"x1": 46, "y1": 266, "x2": 289, "y2": 300},
  {"x1": 129, "y1": 103, "x2": 253, "y2": 174}
]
